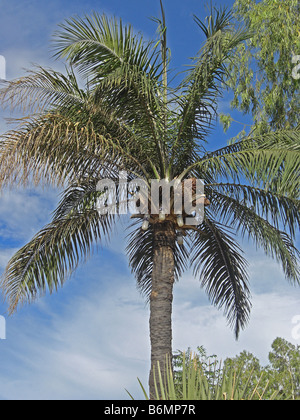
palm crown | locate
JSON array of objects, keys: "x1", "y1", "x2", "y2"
[{"x1": 0, "y1": 4, "x2": 299, "y2": 397}]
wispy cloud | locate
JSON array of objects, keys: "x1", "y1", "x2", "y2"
[
  {"x1": 0, "y1": 247, "x2": 18, "y2": 271},
  {"x1": 0, "y1": 187, "x2": 60, "y2": 243}
]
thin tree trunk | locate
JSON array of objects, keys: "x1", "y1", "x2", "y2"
[{"x1": 149, "y1": 221, "x2": 176, "y2": 399}]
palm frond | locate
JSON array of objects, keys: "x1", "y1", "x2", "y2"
[
  {"x1": 0, "y1": 183, "x2": 115, "y2": 314},
  {"x1": 173, "y1": 6, "x2": 250, "y2": 147},
  {"x1": 53, "y1": 12, "x2": 168, "y2": 176},
  {"x1": 208, "y1": 191, "x2": 300, "y2": 285},
  {"x1": 208, "y1": 183, "x2": 300, "y2": 239},
  {"x1": 0, "y1": 112, "x2": 150, "y2": 188},
  {"x1": 53, "y1": 13, "x2": 162, "y2": 82},
  {"x1": 52, "y1": 177, "x2": 103, "y2": 219},
  {"x1": 186, "y1": 128, "x2": 300, "y2": 198},
  {"x1": 191, "y1": 218, "x2": 251, "y2": 338},
  {"x1": 0, "y1": 65, "x2": 84, "y2": 114},
  {"x1": 0, "y1": 62, "x2": 160, "y2": 181}
]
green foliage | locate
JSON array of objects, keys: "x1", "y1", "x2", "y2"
[
  {"x1": 226, "y1": 0, "x2": 300, "y2": 134},
  {"x1": 219, "y1": 113, "x2": 233, "y2": 133},
  {"x1": 171, "y1": 337, "x2": 300, "y2": 400},
  {"x1": 267, "y1": 337, "x2": 300, "y2": 400},
  {"x1": 190, "y1": 220, "x2": 251, "y2": 338},
  {"x1": 133, "y1": 351, "x2": 280, "y2": 400},
  {"x1": 173, "y1": 346, "x2": 221, "y2": 394}
]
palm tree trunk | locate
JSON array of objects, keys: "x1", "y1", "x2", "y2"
[{"x1": 149, "y1": 221, "x2": 176, "y2": 398}]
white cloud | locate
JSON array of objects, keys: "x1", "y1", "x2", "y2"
[
  {"x1": 2, "y1": 48, "x2": 64, "y2": 81},
  {"x1": 0, "y1": 187, "x2": 60, "y2": 243},
  {"x1": 0, "y1": 247, "x2": 18, "y2": 270},
  {"x1": 173, "y1": 283, "x2": 300, "y2": 365}
]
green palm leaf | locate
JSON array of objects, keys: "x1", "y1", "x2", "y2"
[
  {"x1": 208, "y1": 190, "x2": 300, "y2": 284},
  {"x1": 191, "y1": 218, "x2": 251, "y2": 338},
  {"x1": 0, "y1": 65, "x2": 85, "y2": 113},
  {"x1": 207, "y1": 183, "x2": 300, "y2": 236},
  {"x1": 197, "y1": 128, "x2": 300, "y2": 197},
  {"x1": 53, "y1": 12, "x2": 167, "y2": 175},
  {"x1": 0, "y1": 183, "x2": 114, "y2": 314},
  {"x1": 173, "y1": 7, "x2": 250, "y2": 148}
]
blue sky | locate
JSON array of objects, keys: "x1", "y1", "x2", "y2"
[{"x1": 0, "y1": 0, "x2": 299, "y2": 400}]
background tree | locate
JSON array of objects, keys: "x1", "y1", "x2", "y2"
[
  {"x1": 174, "y1": 338, "x2": 300, "y2": 400},
  {"x1": 267, "y1": 337, "x2": 300, "y2": 400},
  {"x1": 220, "y1": 0, "x2": 300, "y2": 136},
  {"x1": 224, "y1": 338, "x2": 300, "y2": 400},
  {"x1": 0, "y1": 4, "x2": 299, "y2": 398}
]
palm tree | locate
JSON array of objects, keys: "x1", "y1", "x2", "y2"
[{"x1": 0, "y1": 4, "x2": 299, "y2": 398}]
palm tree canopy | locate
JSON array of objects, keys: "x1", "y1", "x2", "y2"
[{"x1": 0, "y1": 6, "x2": 299, "y2": 338}]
